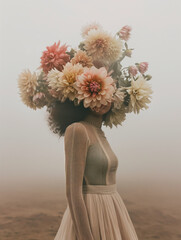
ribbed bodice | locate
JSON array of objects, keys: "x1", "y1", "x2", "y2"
[{"x1": 80, "y1": 111, "x2": 119, "y2": 186}]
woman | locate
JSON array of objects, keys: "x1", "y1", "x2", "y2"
[
  {"x1": 47, "y1": 99, "x2": 139, "y2": 240},
  {"x1": 17, "y1": 22, "x2": 152, "y2": 240}
]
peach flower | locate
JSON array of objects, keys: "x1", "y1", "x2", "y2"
[
  {"x1": 75, "y1": 66, "x2": 115, "y2": 109},
  {"x1": 71, "y1": 50, "x2": 93, "y2": 67},
  {"x1": 47, "y1": 63, "x2": 84, "y2": 102},
  {"x1": 39, "y1": 40, "x2": 70, "y2": 74}
]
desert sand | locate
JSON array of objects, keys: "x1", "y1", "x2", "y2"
[{"x1": 0, "y1": 179, "x2": 181, "y2": 240}]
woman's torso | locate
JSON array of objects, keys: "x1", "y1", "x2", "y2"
[{"x1": 79, "y1": 120, "x2": 119, "y2": 186}]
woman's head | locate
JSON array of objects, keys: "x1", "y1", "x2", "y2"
[
  {"x1": 46, "y1": 99, "x2": 112, "y2": 138},
  {"x1": 90, "y1": 101, "x2": 112, "y2": 116}
]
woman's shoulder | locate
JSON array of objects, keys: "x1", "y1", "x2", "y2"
[{"x1": 65, "y1": 121, "x2": 89, "y2": 137}]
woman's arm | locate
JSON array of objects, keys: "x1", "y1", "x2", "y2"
[{"x1": 64, "y1": 122, "x2": 94, "y2": 240}]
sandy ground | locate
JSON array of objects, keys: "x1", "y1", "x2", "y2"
[{"x1": 0, "y1": 180, "x2": 181, "y2": 240}]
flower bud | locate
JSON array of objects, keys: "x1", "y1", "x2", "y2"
[
  {"x1": 137, "y1": 62, "x2": 149, "y2": 74},
  {"x1": 125, "y1": 49, "x2": 132, "y2": 57},
  {"x1": 128, "y1": 66, "x2": 138, "y2": 76},
  {"x1": 145, "y1": 74, "x2": 152, "y2": 80},
  {"x1": 118, "y1": 25, "x2": 132, "y2": 41}
]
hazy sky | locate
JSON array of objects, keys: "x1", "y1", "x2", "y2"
[{"x1": 1, "y1": 0, "x2": 181, "y2": 190}]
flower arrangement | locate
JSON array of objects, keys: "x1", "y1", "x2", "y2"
[{"x1": 17, "y1": 22, "x2": 153, "y2": 128}]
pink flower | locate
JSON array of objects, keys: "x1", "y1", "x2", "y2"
[
  {"x1": 128, "y1": 66, "x2": 138, "y2": 76},
  {"x1": 75, "y1": 66, "x2": 115, "y2": 109},
  {"x1": 118, "y1": 25, "x2": 132, "y2": 41},
  {"x1": 48, "y1": 89, "x2": 60, "y2": 99},
  {"x1": 32, "y1": 92, "x2": 46, "y2": 108},
  {"x1": 39, "y1": 40, "x2": 70, "y2": 74},
  {"x1": 137, "y1": 62, "x2": 149, "y2": 74},
  {"x1": 81, "y1": 22, "x2": 102, "y2": 38}
]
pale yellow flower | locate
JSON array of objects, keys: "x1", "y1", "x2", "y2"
[
  {"x1": 47, "y1": 63, "x2": 84, "y2": 102},
  {"x1": 17, "y1": 69, "x2": 38, "y2": 109},
  {"x1": 83, "y1": 29, "x2": 123, "y2": 66},
  {"x1": 18, "y1": 69, "x2": 38, "y2": 96},
  {"x1": 19, "y1": 93, "x2": 37, "y2": 110},
  {"x1": 126, "y1": 75, "x2": 153, "y2": 114}
]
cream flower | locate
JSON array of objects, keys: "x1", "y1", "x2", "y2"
[
  {"x1": 126, "y1": 75, "x2": 153, "y2": 114},
  {"x1": 19, "y1": 93, "x2": 37, "y2": 110},
  {"x1": 47, "y1": 68, "x2": 63, "y2": 99},
  {"x1": 75, "y1": 66, "x2": 115, "y2": 109},
  {"x1": 18, "y1": 69, "x2": 38, "y2": 96},
  {"x1": 83, "y1": 29, "x2": 123, "y2": 66},
  {"x1": 17, "y1": 69, "x2": 39, "y2": 110},
  {"x1": 47, "y1": 63, "x2": 84, "y2": 102},
  {"x1": 111, "y1": 87, "x2": 125, "y2": 110},
  {"x1": 71, "y1": 50, "x2": 93, "y2": 67},
  {"x1": 103, "y1": 105, "x2": 127, "y2": 128}
]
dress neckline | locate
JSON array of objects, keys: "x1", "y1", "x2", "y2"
[
  {"x1": 82, "y1": 111, "x2": 106, "y2": 139},
  {"x1": 83, "y1": 111, "x2": 103, "y2": 129}
]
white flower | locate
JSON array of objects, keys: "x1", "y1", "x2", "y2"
[
  {"x1": 126, "y1": 75, "x2": 153, "y2": 114},
  {"x1": 112, "y1": 87, "x2": 125, "y2": 110},
  {"x1": 83, "y1": 29, "x2": 123, "y2": 66},
  {"x1": 18, "y1": 69, "x2": 38, "y2": 96}
]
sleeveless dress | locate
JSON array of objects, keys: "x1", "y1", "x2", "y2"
[{"x1": 54, "y1": 112, "x2": 139, "y2": 240}]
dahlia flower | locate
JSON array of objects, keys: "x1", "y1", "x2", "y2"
[
  {"x1": 83, "y1": 29, "x2": 123, "y2": 66},
  {"x1": 20, "y1": 94, "x2": 37, "y2": 110},
  {"x1": 46, "y1": 68, "x2": 64, "y2": 100},
  {"x1": 18, "y1": 69, "x2": 38, "y2": 97},
  {"x1": 39, "y1": 40, "x2": 70, "y2": 74},
  {"x1": 137, "y1": 62, "x2": 149, "y2": 74},
  {"x1": 126, "y1": 75, "x2": 153, "y2": 114},
  {"x1": 111, "y1": 88, "x2": 125, "y2": 110},
  {"x1": 103, "y1": 105, "x2": 127, "y2": 128},
  {"x1": 118, "y1": 25, "x2": 132, "y2": 41},
  {"x1": 47, "y1": 63, "x2": 84, "y2": 102},
  {"x1": 71, "y1": 50, "x2": 93, "y2": 67},
  {"x1": 75, "y1": 66, "x2": 115, "y2": 109},
  {"x1": 81, "y1": 22, "x2": 102, "y2": 38}
]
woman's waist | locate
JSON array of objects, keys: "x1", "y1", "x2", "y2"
[{"x1": 82, "y1": 183, "x2": 117, "y2": 194}]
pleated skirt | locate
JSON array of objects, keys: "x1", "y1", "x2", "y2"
[{"x1": 54, "y1": 184, "x2": 139, "y2": 240}]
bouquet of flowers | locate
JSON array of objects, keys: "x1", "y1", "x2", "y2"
[{"x1": 17, "y1": 22, "x2": 153, "y2": 128}]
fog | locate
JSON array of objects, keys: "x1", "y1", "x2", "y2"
[{"x1": 1, "y1": 0, "x2": 181, "y2": 191}]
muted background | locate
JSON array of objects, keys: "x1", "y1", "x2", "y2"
[{"x1": 0, "y1": 0, "x2": 181, "y2": 239}]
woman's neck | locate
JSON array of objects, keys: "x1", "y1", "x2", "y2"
[{"x1": 83, "y1": 111, "x2": 103, "y2": 128}]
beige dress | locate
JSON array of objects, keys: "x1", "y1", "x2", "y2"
[{"x1": 54, "y1": 112, "x2": 139, "y2": 240}]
